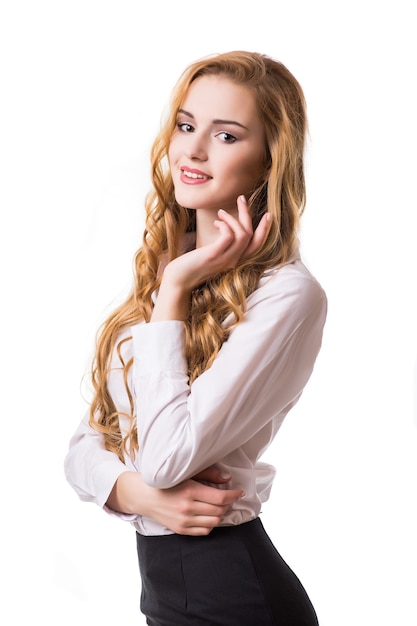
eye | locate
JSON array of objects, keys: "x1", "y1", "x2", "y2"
[
  {"x1": 217, "y1": 131, "x2": 237, "y2": 144},
  {"x1": 177, "y1": 122, "x2": 194, "y2": 133}
]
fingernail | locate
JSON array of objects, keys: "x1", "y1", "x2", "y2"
[
  {"x1": 240, "y1": 491, "x2": 246, "y2": 498},
  {"x1": 220, "y1": 472, "x2": 231, "y2": 480}
]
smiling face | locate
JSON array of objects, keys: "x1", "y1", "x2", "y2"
[{"x1": 168, "y1": 75, "x2": 267, "y2": 216}]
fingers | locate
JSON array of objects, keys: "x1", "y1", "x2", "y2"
[
  {"x1": 212, "y1": 204, "x2": 252, "y2": 263},
  {"x1": 176, "y1": 524, "x2": 217, "y2": 536},
  {"x1": 217, "y1": 201, "x2": 252, "y2": 248},
  {"x1": 242, "y1": 211, "x2": 271, "y2": 260},
  {"x1": 236, "y1": 194, "x2": 254, "y2": 232},
  {"x1": 176, "y1": 518, "x2": 222, "y2": 536},
  {"x1": 215, "y1": 195, "x2": 270, "y2": 263},
  {"x1": 174, "y1": 498, "x2": 233, "y2": 536},
  {"x1": 157, "y1": 195, "x2": 269, "y2": 296},
  {"x1": 165, "y1": 480, "x2": 244, "y2": 536},
  {"x1": 218, "y1": 195, "x2": 253, "y2": 235}
]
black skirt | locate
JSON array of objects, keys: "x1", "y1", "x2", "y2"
[{"x1": 136, "y1": 517, "x2": 319, "y2": 625}]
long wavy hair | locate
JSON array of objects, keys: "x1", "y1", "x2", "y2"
[{"x1": 89, "y1": 51, "x2": 308, "y2": 461}]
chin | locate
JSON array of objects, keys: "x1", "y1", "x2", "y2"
[{"x1": 174, "y1": 191, "x2": 202, "y2": 210}]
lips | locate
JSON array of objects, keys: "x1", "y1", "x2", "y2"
[{"x1": 180, "y1": 166, "x2": 212, "y2": 184}]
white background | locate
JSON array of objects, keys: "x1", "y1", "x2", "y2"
[{"x1": 1, "y1": 1, "x2": 416, "y2": 624}]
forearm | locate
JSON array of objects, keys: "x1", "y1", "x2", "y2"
[
  {"x1": 106, "y1": 468, "x2": 244, "y2": 536},
  {"x1": 106, "y1": 471, "x2": 155, "y2": 516},
  {"x1": 151, "y1": 279, "x2": 191, "y2": 322},
  {"x1": 133, "y1": 271, "x2": 327, "y2": 489}
]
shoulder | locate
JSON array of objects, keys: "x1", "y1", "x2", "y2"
[{"x1": 251, "y1": 259, "x2": 327, "y2": 316}]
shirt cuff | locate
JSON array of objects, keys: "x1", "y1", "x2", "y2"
[
  {"x1": 92, "y1": 461, "x2": 139, "y2": 522},
  {"x1": 89, "y1": 458, "x2": 130, "y2": 508}
]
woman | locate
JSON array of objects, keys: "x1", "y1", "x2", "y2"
[{"x1": 65, "y1": 50, "x2": 327, "y2": 625}]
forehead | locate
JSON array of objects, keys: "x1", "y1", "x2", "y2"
[{"x1": 180, "y1": 74, "x2": 259, "y2": 122}]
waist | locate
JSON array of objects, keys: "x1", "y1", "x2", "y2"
[
  {"x1": 137, "y1": 516, "x2": 263, "y2": 541},
  {"x1": 134, "y1": 461, "x2": 276, "y2": 536}
]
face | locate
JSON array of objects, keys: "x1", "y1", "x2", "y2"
[{"x1": 168, "y1": 75, "x2": 267, "y2": 215}]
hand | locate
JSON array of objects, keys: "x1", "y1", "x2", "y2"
[
  {"x1": 107, "y1": 468, "x2": 244, "y2": 536},
  {"x1": 168, "y1": 195, "x2": 269, "y2": 290},
  {"x1": 146, "y1": 476, "x2": 243, "y2": 536},
  {"x1": 152, "y1": 195, "x2": 270, "y2": 321}
]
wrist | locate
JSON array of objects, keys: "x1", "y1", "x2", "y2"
[
  {"x1": 106, "y1": 471, "x2": 145, "y2": 515},
  {"x1": 151, "y1": 277, "x2": 191, "y2": 322}
]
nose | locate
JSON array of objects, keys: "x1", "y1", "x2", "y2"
[{"x1": 186, "y1": 131, "x2": 208, "y2": 161}]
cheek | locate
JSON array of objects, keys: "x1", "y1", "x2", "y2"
[
  {"x1": 168, "y1": 133, "x2": 181, "y2": 163},
  {"x1": 168, "y1": 146, "x2": 181, "y2": 178},
  {"x1": 239, "y1": 156, "x2": 265, "y2": 185},
  {"x1": 167, "y1": 143, "x2": 174, "y2": 165},
  {"x1": 249, "y1": 152, "x2": 267, "y2": 182}
]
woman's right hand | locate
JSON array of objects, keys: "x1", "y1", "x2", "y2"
[
  {"x1": 107, "y1": 467, "x2": 244, "y2": 536},
  {"x1": 151, "y1": 196, "x2": 270, "y2": 322}
]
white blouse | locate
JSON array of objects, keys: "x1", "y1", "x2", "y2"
[{"x1": 64, "y1": 257, "x2": 327, "y2": 535}]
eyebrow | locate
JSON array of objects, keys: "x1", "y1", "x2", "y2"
[{"x1": 177, "y1": 108, "x2": 249, "y2": 131}]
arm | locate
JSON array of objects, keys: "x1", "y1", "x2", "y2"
[
  {"x1": 132, "y1": 199, "x2": 326, "y2": 487},
  {"x1": 63, "y1": 205, "x2": 258, "y2": 532},
  {"x1": 64, "y1": 414, "x2": 244, "y2": 535},
  {"x1": 107, "y1": 466, "x2": 244, "y2": 536},
  {"x1": 134, "y1": 272, "x2": 326, "y2": 488}
]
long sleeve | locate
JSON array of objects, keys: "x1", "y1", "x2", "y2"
[
  {"x1": 64, "y1": 413, "x2": 129, "y2": 507},
  {"x1": 64, "y1": 328, "x2": 138, "y2": 521},
  {"x1": 132, "y1": 261, "x2": 327, "y2": 489}
]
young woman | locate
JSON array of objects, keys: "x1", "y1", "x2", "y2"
[{"x1": 65, "y1": 50, "x2": 327, "y2": 625}]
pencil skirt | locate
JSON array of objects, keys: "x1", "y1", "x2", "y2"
[{"x1": 135, "y1": 517, "x2": 319, "y2": 625}]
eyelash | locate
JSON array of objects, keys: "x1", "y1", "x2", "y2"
[
  {"x1": 176, "y1": 123, "x2": 237, "y2": 144},
  {"x1": 216, "y1": 132, "x2": 237, "y2": 144},
  {"x1": 177, "y1": 122, "x2": 194, "y2": 133}
]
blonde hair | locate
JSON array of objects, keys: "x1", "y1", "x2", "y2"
[{"x1": 89, "y1": 51, "x2": 307, "y2": 461}]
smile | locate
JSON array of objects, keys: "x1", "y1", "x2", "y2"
[{"x1": 180, "y1": 167, "x2": 212, "y2": 184}]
